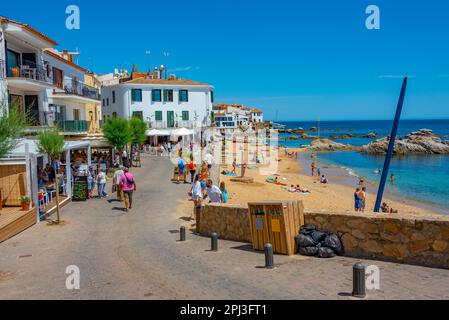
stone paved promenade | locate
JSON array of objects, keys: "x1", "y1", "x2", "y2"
[{"x1": 1, "y1": 155, "x2": 449, "y2": 300}]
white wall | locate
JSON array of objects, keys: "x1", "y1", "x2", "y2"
[{"x1": 101, "y1": 83, "x2": 213, "y2": 127}]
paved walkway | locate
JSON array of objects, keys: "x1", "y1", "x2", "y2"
[{"x1": 1, "y1": 154, "x2": 449, "y2": 300}]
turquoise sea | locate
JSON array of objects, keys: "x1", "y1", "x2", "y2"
[{"x1": 277, "y1": 120, "x2": 449, "y2": 211}]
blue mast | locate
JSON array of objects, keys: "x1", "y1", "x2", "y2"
[{"x1": 374, "y1": 77, "x2": 408, "y2": 213}]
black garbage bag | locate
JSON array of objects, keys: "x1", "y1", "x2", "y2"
[
  {"x1": 296, "y1": 234, "x2": 317, "y2": 248},
  {"x1": 311, "y1": 230, "x2": 327, "y2": 243},
  {"x1": 299, "y1": 246, "x2": 319, "y2": 256},
  {"x1": 317, "y1": 246, "x2": 336, "y2": 258},
  {"x1": 300, "y1": 225, "x2": 316, "y2": 235},
  {"x1": 324, "y1": 234, "x2": 343, "y2": 255}
]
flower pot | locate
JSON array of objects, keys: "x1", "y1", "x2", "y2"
[{"x1": 21, "y1": 202, "x2": 31, "y2": 211}]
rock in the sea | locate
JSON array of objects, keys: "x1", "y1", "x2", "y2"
[
  {"x1": 309, "y1": 138, "x2": 358, "y2": 151},
  {"x1": 366, "y1": 132, "x2": 377, "y2": 138},
  {"x1": 361, "y1": 129, "x2": 449, "y2": 154},
  {"x1": 309, "y1": 127, "x2": 318, "y2": 132}
]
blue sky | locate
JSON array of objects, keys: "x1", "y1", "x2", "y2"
[{"x1": 2, "y1": 0, "x2": 449, "y2": 121}]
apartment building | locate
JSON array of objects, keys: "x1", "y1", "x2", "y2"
[
  {"x1": 0, "y1": 17, "x2": 102, "y2": 138},
  {"x1": 213, "y1": 104, "x2": 264, "y2": 132}
]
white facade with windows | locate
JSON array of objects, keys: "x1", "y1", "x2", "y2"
[{"x1": 101, "y1": 78, "x2": 214, "y2": 131}]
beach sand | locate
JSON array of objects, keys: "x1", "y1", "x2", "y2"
[{"x1": 219, "y1": 147, "x2": 442, "y2": 217}]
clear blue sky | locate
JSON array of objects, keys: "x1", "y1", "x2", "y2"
[{"x1": 2, "y1": 0, "x2": 449, "y2": 121}]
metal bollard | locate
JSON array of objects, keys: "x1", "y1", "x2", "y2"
[
  {"x1": 264, "y1": 243, "x2": 274, "y2": 269},
  {"x1": 352, "y1": 263, "x2": 366, "y2": 298},
  {"x1": 211, "y1": 233, "x2": 218, "y2": 251},
  {"x1": 180, "y1": 226, "x2": 186, "y2": 242}
]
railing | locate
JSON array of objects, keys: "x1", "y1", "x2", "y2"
[
  {"x1": 55, "y1": 120, "x2": 89, "y2": 133},
  {"x1": 5, "y1": 61, "x2": 52, "y2": 84},
  {"x1": 53, "y1": 78, "x2": 101, "y2": 101}
]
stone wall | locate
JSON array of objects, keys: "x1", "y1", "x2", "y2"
[
  {"x1": 197, "y1": 204, "x2": 252, "y2": 243},
  {"x1": 305, "y1": 211, "x2": 449, "y2": 269},
  {"x1": 197, "y1": 203, "x2": 449, "y2": 269}
]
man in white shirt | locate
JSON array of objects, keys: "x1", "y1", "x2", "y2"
[
  {"x1": 204, "y1": 152, "x2": 213, "y2": 170},
  {"x1": 113, "y1": 165, "x2": 125, "y2": 201},
  {"x1": 204, "y1": 179, "x2": 223, "y2": 203}
]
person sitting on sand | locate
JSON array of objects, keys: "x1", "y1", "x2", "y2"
[
  {"x1": 296, "y1": 185, "x2": 310, "y2": 193},
  {"x1": 288, "y1": 185, "x2": 297, "y2": 192},
  {"x1": 320, "y1": 175, "x2": 328, "y2": 184},
  {"x1": 381, "y1": 202, "x2": 398, "y2": 214}
]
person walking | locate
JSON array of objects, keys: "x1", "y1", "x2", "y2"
[
  {"x1": 113, "y1": 165, "x2": 125, "y2": 202},
  {"x1": 188, "y1": 156, "x2": 197, "y2": 184},
  {"x1": 359, "y1": 187, "x2": 367, "y2": 213},
  {"x1": 87, "y1": 166, "x2": 95, "y2": 199},
  {"x1": 120, "y1": 167, "x2": 137, "y2": 212},
  {"x1": 177, "y1": 157, "x2": 187, "y2": 184},
  {"x1": 97, "y1": 168, "x2": 108, "y2": 198}
]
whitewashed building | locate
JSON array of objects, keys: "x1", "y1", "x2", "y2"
[
  {"x1": 101, "y1": 75, "x2": 214, "y2": 132},
  {"x1": 213, "y1": 104, "x2": 264, "y2": 132}
]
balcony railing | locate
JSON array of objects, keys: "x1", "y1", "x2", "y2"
[
  {"x1": 53, "y1": 78, "x2": 101, "y2": 101},
  {"x1": 4, "y1": 60, "x2": 52, "y2": 84},
  {"x1": 55, "y1": 120, "x2": 89, "y2": 133}
]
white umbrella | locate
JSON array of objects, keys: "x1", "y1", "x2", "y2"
[
  {"x1": 173, "y1": 128, "x2": 194, "y2": 136},
  {"x1": 147, "y1": 129, "x2": 171, "y2": 136}
]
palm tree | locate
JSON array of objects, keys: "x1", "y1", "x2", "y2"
[
  {"x1": 36, "y1": 129, "x2": 65, "y2": 223},
  {"x1": 0, "y1": 103, "x2": 27, "y2": 159}
]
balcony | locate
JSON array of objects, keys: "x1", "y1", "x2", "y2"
[
  {"x1": 2, "y1": 59, "x2": 54, "y2": 91},
  {"x1": 55, "y1": 120, "x2": 90, "y2": 134},
  {"x1": 52, "y1": 78, "x2": 101, "y2": 103}
]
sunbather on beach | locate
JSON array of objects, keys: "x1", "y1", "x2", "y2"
[{"x1": 381, "y1": 202, "x2": 398, "y2": 214}]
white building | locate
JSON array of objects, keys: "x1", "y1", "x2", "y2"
[
  {"x1": 0, "y1": 17, "x2": 102, "y2": 136},
  {"x1": 101, "y1": 75, "x2": 214, "y2": 131},
  {"x1": 213, "y1": 104, "x2": 264, "y2": 132}
]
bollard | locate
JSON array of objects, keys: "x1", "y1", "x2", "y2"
[
  {"x1": 180, "y1": 226, "x2": 186, "y2": 242},
  {"x1": 352, "y1": 263, "x2": 366, "y2": 298},
  {"x1": 211, "y1": 233, "x2": 218, "y2": 251},
  {"x1": 264, "y1": 243, "x2": 274, "y2": 269}
]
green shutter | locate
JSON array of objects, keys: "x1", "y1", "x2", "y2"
[
  {"x1": 182, "y1": 111, "x2": 189, "y2": 121},
  {"x1": 155, "y1": 111, "x2": 162, "y2": 121}
]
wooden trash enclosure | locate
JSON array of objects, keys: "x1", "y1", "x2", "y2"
[{"x1": 248, "y1": 201, "x2": 305, "y2": 256}]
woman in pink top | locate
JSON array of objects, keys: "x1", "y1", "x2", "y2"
[{"x1": 119, "y1": 167, "x2": 137, "y2": 212}]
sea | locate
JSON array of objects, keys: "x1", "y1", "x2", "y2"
[{"x1": 276, "y1": 120, "x2": 449, "y2": 212}]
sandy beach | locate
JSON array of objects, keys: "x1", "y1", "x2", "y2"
[{"x1": 218, "y1": 147, "x2": 442, "y2": 217}]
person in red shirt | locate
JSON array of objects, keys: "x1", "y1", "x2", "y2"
[{"x1": 119, "y1": 167, "x2": 137, "y2": 212}]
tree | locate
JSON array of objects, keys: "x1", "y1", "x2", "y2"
[
  {"x1": 102, "y1": 118, "x2": 132, "y2": 164},
  {"x1": 0, "y1": 104, "x2": 27, "y2": 159},
  {"x1": 37, "y1": 129, "x2": 65, "y2": 223},
  {"x1": 129, "y1": 117, "x2": 148, "y2": 167}
]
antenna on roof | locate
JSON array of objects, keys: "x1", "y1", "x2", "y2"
[
  {"x1": 163, "y1": 51, "x2": 170, "y2": 79},
  {"x1": 145, "y1": 50, "x2": 151, "y2": 73}
]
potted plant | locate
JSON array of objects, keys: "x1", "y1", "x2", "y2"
[
  {"x1": 11, "y1": 66, "x2": 20, "y2": 77},
  {"x1": 20, "y1": 196, "x2": 31, "y2": 211}
]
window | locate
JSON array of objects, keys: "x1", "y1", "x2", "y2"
[
  {"x1": 132, "y1": 111, "x2": 143, "y2": 120},
  {"x1": 155, "y1": 111, "x2": 163, "y2": 121},
  {"x1": 182, "y1": 111, "x2": 189, "y2": 121},
  {"x1": 112, "y1": 91, "x2": 116, "y2": 104},
  {"x1": 112, "y1": 112, "x2": 117, "y2": 118},
  {"x1": 6, "y1": 49, "x2": 20, "y2": 77},
  {"x1": 131, "y1": 89, "x2": 142, "y2": 102},
  {"x1": 52, "y1": 67, "x2": 64, "y2": 89},
  {"x1": 179, "y1": 90, "x2": 189, "y2": 102},
  {"x1": 152, "y1": 89, "x2": 162, "y2": 102},
  {"x1": 163, "y1": 89, "x2": 174, "y2": 102},
  {"x1": 106, "y1": 98, "x2": 109, "y2": 106},
  {"x1": 211, "y1": 91, "x2": 214, "y2": 103},
  {"x1": 102, "y1": 99, "x2": 105, "y2": 107},
  {"x1": 73, "y1": 109, "x2": 80, "y2": 121}
]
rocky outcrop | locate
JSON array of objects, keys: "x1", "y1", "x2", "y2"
[
  {"x1": 361, "y1": 129, "x2": 449, "y2": 154},
  {"x1": 308, "y1": 138, "x2": 359, "y2": 151}
]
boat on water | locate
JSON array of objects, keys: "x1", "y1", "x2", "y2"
[{"x1": 272, "y1": 122, "x2": 286, "y2": 130}]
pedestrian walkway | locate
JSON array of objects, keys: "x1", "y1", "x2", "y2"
[{"x1": 1, "y1": 154, "x2": 449, "y2": 300}]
